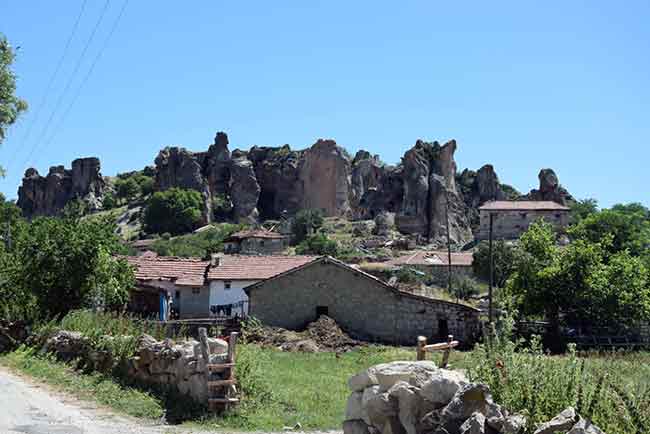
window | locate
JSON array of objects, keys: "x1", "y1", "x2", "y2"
[
  {"x1": 521, "y1": 212, "x2": 527, "y2": 219},
  {"x1": 192, "y1": 287, "x2": 201, "y2": 295},
  {"x1": 438, "y1": 319, "x2": 449, "y2": 339},
  {"x1": 224, "y1": 281, "x2": 232, "y2": 290},
  {"x1": 555, "y1": 213, "x2": 561, "y2": 219},
  {"x1": 260, "y1": 240, "x2": 265, "y2": 247}
]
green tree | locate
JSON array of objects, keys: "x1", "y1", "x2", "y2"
[
  {"x1": 115, "y1": 177, "x2": 141, "y2": 202},
  {"x1": 569, "y1": 204, "x2": 650, "y2": 258},
  {"x1": 0, "y1": 34, "x2": 27, "y2": 176},
  {"x1": 291, "y1": 209, "x2": 324, "y2": 244},
  {"x1": 569, "y1": 198, "x2": 598, "y2": 224},
  {"x1": 295, "y1": 233, "x2": 339, "y2": 256},
  {"x1": 143, "y1": 188, "x2": 204, "y2": 235},
  {"x1": 472, "y1": 240, "x2": 517, "y2": 287},
  {"x1": 13, "y1": 215, "x2": 134, "y2": 319}
]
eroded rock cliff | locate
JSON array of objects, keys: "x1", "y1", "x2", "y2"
[{"x1": 17, "y1": 157, "x2": 105, "y2": 218}]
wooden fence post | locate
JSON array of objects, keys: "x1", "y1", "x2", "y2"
[
  {"x1": 440, "y1": 335, "x2": 453, "y2": 369},
  {"x1": 198, "y1": 327, "x2": 210, "y2": 366},
  {"x1": 417, "y1": 336, "x2": 427, "y2": 361}
]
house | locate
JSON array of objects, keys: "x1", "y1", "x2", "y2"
[
  {"x1": 244, "y1": 257, "x2": 481, "y2": 346},
  {"x1": 124, "y1": 256, "x2": 209, "y2": 320},
  {"x1": 206, "y1": 254, "x2": 317, "y2": 317},
  {"x1": 386, "y1": 251, "x2": 474, "y2": 277},
  {"x1": 477, "y1": 200, "x2": 570, "y2": 240},
  {"x1": 125, "y1": 254, "x2": 318, "y2": 320},
  {"x1": 223, "y1": 229, "x2": 289, "y2": 255}
]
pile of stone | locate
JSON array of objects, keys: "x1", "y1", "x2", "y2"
[{"x1": 344, "y1": 361, "x2": 606, "y2": 434}]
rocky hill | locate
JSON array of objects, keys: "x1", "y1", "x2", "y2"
[{"x1": 15, "y1": 131, "x2": 574, "y2": 246}]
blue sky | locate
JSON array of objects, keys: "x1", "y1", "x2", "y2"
[{"x1": 1, "y1": 1, "x2": 649, "y2": 207}]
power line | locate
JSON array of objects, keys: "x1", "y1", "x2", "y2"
[
  {"x1": 4, "y1": 0, "x2": 88, "y2": 175},
  {"x1": 18, "y1": 0, "x2": 111, "y2": 172},
  {"x1": 40, "y1": 0, "x2": 129, "y2": 158}
]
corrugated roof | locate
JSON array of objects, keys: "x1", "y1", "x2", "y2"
[
  {"x1": 386, "y1": 251, "x2": 474, "y2": 267},
  {"x1": 478, "y1": 200, "x2": 570, "y2": 211},
  {"x1": 225, "y1": 229, "x2": 288, "y2": 241},
  {"x1": 207, "y1": 255, "x2": 319, "y2": 281},
  {"x1": 125, "y1": 256, "x2": 208, "y2": 287}
]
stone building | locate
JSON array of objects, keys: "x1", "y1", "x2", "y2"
[
  {"x1": 223, "y1": 229, "x2": 289, "y2": 255},
  {"x1": 245, "y1": 257, "x2": 481, "y2": 346},
  {"x1": 386, "y1": 251, "x2": 474, "y2": 277},
  {"x1": 477, "y1": 200, "x2": 570, "y2": 240},
  {"x1": 206, "y1": 254, "x2": 317, "y2": 317},
  {"x1": 125, "y1": 254, "x2": 316, "y2": 319}
]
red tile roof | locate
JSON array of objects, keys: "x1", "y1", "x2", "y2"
[
  {"x1": 125, "y1": 256, "x2": 208, "y2": 287},
  {"x1": 386, "y1": 251, "x2": 474, "y2": 267},
  {"x1": 225, "y1": 229, "x2": 288, "y2": 241},
  {"x1": 207, "y1": 255, "x2": 319, "y2": 281},
  {"x1": 478, "y1": 200, "x2": 570, "y2": 211}
]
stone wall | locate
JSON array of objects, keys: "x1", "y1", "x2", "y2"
[
  {"x1": 224, "y1": 237, "x2": 288, "y2": 255},
  {"x1": 477, "y1": 209, "x2": 569, "y2": 240},
  {"x1": 246, "y1": 259, "x2": 480, "y2": 345}
]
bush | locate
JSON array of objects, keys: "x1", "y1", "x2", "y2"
[
  {"x1": 143, "y1": 188, "x2": 204, "y2": 236},
  {"x1": 295, "y1": 233, "x2": 339, "y2": 256},
  {"x1": 150, "y1": 223, "x2": 243, "y2": 257},
  {"x1": 291, "y1": 209, "x2": 324, "y2": 244}
]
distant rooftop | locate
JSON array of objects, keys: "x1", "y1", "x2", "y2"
[
  {"x1": 387, "y1": 251, "x2": 474, "y2": 267},
  {"x1": 224, "y1": 229, "x2": 288, "y2": 241},
  {"x1": 207, "y1": 255, "x2": 319, "y2": 281},
  {"x1": 125, "y1": 256, "x2": 208, "y2": 287},
  {"x1": 478, "y1": 200, "x2": 570, "y2": 211}
]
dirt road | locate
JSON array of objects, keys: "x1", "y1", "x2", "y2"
[
  {"x1": 0, "y1": 367, "x2": 342, "y2": 434},
  {"x1": 0, "y1": 367, "x2": 166, "y2": 434}
]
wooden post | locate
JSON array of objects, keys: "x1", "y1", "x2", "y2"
[
  {"x1": 417, "y1": 336, "x2": 427, "y2": 361},
  {"x1": 198, "y1": 327, "x2": 210, "y2": 366},
  {"x1": 227, "y1": 332, "x2": 238, "y2": 364},
  {"x1": 440, "y1": 335, "x2": 453, "y2": 369}
]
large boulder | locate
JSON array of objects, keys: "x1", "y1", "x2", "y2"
[{"x1": 345, "y1": 361, "x2": 526, "y2": 434}]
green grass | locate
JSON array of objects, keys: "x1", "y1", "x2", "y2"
[{"x1": 0, "y1": 346, "x2": 164, "y2": 419}]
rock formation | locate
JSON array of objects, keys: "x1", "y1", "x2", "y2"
[
  {"x1": 299, "y1": 139, "x2": 352, "y2": 217},
  {"x1": 15, "y1": 131, "x2": 574, "y2": 246},
  {"x1": 525, "y1": 168, "x2": 574, "y2": 205},
  {"x1": 17, "y1": 157, "x2": 106, "y2": 218},
  {"x1": 395, "y1": 140, "x2": 473, "y2": 246}
]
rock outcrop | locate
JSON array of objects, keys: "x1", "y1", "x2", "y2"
[
  {"x1": 395, "y1": 140, "x2": 473, "y2": 246},
  {"x1": 15, "y1": 131, "x2": 574, "y2": 246},
  {"x1": 525, "y1": 168, "x2": 574, "y2": 205},
  {"x1": 17, "y1": 157, "x2": 106, "y2": 218},
  {"x1": 299, "y1": 139, "x2": 352, "y2": 217}
]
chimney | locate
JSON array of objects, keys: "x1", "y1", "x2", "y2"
[{"x1": 210, "y1": 253, "x2": 222, "y2": 267}]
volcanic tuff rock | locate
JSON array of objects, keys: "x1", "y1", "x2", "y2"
[
  {"x1": 395, "y1": 139, "x2": 473, "y2": 245},
  {"x1": 299, "y1": 139, "x2": 352, "y2": 217},
  {"x1": 525, "y1": 168, "x2": 574, "y2": 205},
  {"x1": 15, "y1": 130, "x2": 575, "y2": 246},
  {"x1": 17, "y1": 157, "x2": 105, "y2": 218}
]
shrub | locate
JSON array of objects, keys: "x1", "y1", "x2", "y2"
[
  {"x1": 295, "y1": 233, "x2": 339, "y2": 256},
  {"x1": 143, "y1": 188, "x2": 204, "y2": 235},
  {"x1": 291, "y1": 209, "x2": 324, "y2": 244}
]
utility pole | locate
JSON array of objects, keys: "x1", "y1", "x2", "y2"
[
  {"x1": 444, "y1": 189, "x2": 453, "y2": 302},
  {"x1": 488, "y1": 213, "x2": 494, "y2": 325}
]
